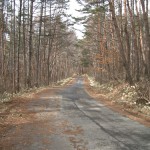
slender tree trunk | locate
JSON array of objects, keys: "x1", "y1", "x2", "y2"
[
  {"x1": 140, "y1": 0, "x2": 150, "y2": 77},
  {"x1": 17, "y1": 0, "x2": 22, "y2": 91},
  {"x1": 0, "y1": 0, "x2": 4, "y2": 90},
  {"x1": 13, "y1": 0, "x2": 16, "y2": 92},
  {"x1": 126, "y1": 0, "x2": 140, "y2": 81},
  {"x1": 135, "y1": 0, "x2": 148, "y2": 76},
  {"x1": 28, "y1": 0, "x2": 34, "y2": 88},
  {"x1": 109, "y1": 0, "x2": 133, "y2": 85},
  {"x1": 36, "y1": 0, "x2": 43, "y2": 87},
  {"x1": 23, "y1": 0, "x2": 27, "y2": 88}
]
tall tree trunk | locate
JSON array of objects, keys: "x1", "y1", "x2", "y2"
[
  {"x1": 126, "y1": 0, "x2": 140, "y2": 81},
  {"x1": 140, "y1": 0, "x2": 150, "y2": 78},
  {"x1": 36, "y1": 0, "x2": 43, "y2": 87},
  {"x1": 124, "y1": 0, "x2": 130, "y2": 68},
  {"x1": 109, "y1": 0, "x2": 133, "y2": 85},
  {"x1": 0, "y1": 0, "x2": 4, "y2": 90},
  {"x1": 13, "y1": 0, "x2": 16, "y2": 92},
  {"x1": 23, "y1": 0, "x2": 27, "y2": 88},
  {"x1": 28, "y1": 0, "x2": 34, "y2": 88},
  {"x1": 135, "y1": 0, "x2": 148, "y2": 76},
  {"x1": 17, "y1": 0, "x2": 22, "y2": 91}
]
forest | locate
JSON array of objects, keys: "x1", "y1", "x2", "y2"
[
  {"x1": 0, "y1": 0, "x2": 150, "y2": 103},
  {"x1": 0, "y1": 0, "x2": 79, "y2": 94},
  {"x1": 77, "y1": 0, "x2": 150, "y2": 103},
  {"x1": 0, "y1": 1, "x2": 150, "y2": 149}
]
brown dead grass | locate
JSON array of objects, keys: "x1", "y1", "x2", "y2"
[
  {"x1": 0, "y1": 77, "x2": 74, "y2": 140},
  {"x1": 0, "y1": 86, "x2": 62, "y2": 149},
  {"x1": 0, "y1": 77, "x2": 86, "y2": 150},
  {"x1": 84, "y1": 77, "x2": 150, "y2": 127},
  {"x1": 0, "y1": 97, "x2": 33, "y2": 133}
]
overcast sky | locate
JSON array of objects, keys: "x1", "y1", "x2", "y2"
[{"x1": 67, "y1": 0, "x2": 85, "y2": 39}]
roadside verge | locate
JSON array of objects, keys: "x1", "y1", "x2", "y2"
[
  {"x1": 84, "y1": 76, "x2": 150, "y2": 127},
  {"x1": 0, "y1": 77, "x2": 75, "y2": 137}
]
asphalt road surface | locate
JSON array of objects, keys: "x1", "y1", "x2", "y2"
[{"x1": 1, "y1": 78, "x2": 150, "y2": 150}]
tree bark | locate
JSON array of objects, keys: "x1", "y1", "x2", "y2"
[
  {"x1": 109, "y1": 0, "x2": 133, "y2": 85},
  {"x1": 28, "y1": 0, "x2": 34, "y2": 88}
]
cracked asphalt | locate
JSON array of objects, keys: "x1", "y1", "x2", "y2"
[
  {"x1": 58, "y1": 78, "x2": 150, "y2": 150},
  {"x1": 1, "y1": 78, "x2": 150, "y2": 150}
]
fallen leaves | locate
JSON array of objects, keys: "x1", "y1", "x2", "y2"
[{"x1": 84, "y1": 75, "x2": 150, "y2": 127}]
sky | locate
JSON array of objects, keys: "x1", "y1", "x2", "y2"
[
  {"x1": 67, "y1": 0, "x2": 150, "y2": 39},
  {"x1": 67, "y1": 0, "x2": 85, "y2": 39},
  {"x1": 12, "y1": 0, "x2": 150, "y2": 39},
  {"x1": 13, "y1": 0, "x2": 85, "y2": 39}
]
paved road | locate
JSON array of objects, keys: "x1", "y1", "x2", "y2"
[
  {"x1": 1, "y1": 78, "x2": 150, "y2": 150},
  {"x1": 57, "y1": 78, "x2": 150, "y2": 150}
]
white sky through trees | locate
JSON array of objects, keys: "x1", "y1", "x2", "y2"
[
  {"x1": 67, "y1": 0, "x2": 85, "y2": 39},
  {"x1": 67, "y1": 0, "x2": 150, "y2": 39},
  {"x1": 11, "y1": 0, "x2": 84, "y2": 39},
  {"x1": 9, "y1": 0, "x2": 150, "y2": 39}
]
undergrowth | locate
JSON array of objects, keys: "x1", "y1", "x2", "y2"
[
  {"x1": 0, "y1": 77, "x2": 73, "y2": 103},
  {"x1": 87, "y1": 75, "x2": 150, "y2": 116}
]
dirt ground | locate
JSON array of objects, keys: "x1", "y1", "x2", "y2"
[
  {"x1": 0, "y1": 78, "x2": 75, "y2": 149},
  {"x1": 1, "y1": 77, "x2": 150, "y2": 136},
  {"x1": 0, "y1": 76, "x2": 150, "y2": 150}
]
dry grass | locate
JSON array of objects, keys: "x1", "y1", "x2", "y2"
[
  {"x1": 84, "y1": 75, "x2": 150, "y2": 126},
  {"x1": 0, "y1": 77, "x2": 74, "y2": 137}
]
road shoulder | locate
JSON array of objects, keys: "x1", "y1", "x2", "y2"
[
  {"x1": 0, "y1": 77, "x2": 76, "y2": 149},
  {"x1": 84, "y1": 77, "x2": 150, "y2": 127}
]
